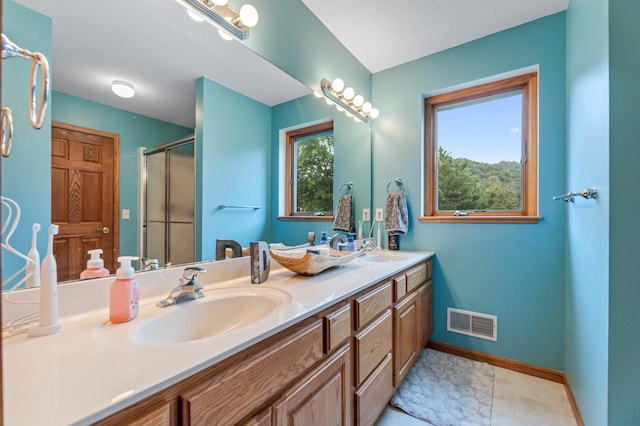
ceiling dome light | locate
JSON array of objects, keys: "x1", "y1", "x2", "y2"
[
  {"x1": 187, "y1": 9, "x2": 204, "y2": 22},
  {"x1": 369, "y1": 108, "x2": 379, "y2": 119},
  {"x1": 353, "y1": 95, "x2": 364, "y2": 108},
  {"x1": 111, "y1": 80, "x2": 135, "y2": 98},
  {"x1": 331, "y1": 78, "x2": 345, "y2": 92},
  {"x1": 343, "y1": 87, "x2": 355, "y2": 100},
  {"x1": 239, "y1": 4, "x2": 259, "y2": 28},
  {"x1": 362, "y1": 102, "x2": 372, "y2": 113}
]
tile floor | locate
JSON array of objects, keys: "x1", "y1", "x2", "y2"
[{"x1": 375, "y1": 366, "x2": 578, "y2": 426}]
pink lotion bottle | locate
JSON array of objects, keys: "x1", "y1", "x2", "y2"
[
  {"x1": 109, "y1": 256, "x2": 140, "y2": 324},
  {"x1": 80, "y1": 249, "x2": 110, "y2": 279}
]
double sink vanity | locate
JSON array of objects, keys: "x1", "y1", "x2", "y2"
[{"x1": 3, "y1": 250, "x2": 433, "y2": 425}]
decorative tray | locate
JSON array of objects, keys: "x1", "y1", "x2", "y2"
[{"x1": 269, "y1": 247, "x2": 362, "y2": 275}]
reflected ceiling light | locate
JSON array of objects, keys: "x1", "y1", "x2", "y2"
[
  {"x1": 111, "y1": 80, "x2": 135, "y2": 98},
  {"x1": 176, "y1": 0, "x2": 259, "y2": 40},
  {"x1": 187, "y1": 9, "x2": 205, "y2": 21},
  {"x1": 320, "y1": 78, "x2": 378, "y2": 123}
]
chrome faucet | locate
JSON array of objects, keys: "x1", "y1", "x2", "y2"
[
  {"x1": 156, "y1": 266, "x2": 206, "y2": 308},
  {"x1": 142, "y1": 258, "x2": 159, "y2": 271}
]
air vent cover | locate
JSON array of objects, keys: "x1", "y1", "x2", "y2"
[{"x1": 447, "y1": 308, "x2": 497, "y2": 341}]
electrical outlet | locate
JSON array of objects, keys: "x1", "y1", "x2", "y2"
[
  {"x1": 362, "y1": 208, "x2": 370, "y2": 222},
  {"x1": 375, "y1": 208, "x2": 384, "y2": 222}
]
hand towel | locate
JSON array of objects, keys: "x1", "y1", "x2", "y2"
[
  {"x1": 333, "y1": 194, "x2": 353, "y2": 233},
  {"x1": 385, "y1": 192, "x2": 409, "y2": 235}
]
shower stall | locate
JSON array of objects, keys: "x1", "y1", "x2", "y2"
[{"x1": 143, "y1": 136, "x2": 195, "y2": 267}]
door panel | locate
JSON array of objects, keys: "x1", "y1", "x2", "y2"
[{"x1": 51, "y1": 123, "x2": 119, "y2": 281}]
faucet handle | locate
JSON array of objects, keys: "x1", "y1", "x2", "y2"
[{"x1": 182, "y1": 266, "x2": 206, "y2": 282}]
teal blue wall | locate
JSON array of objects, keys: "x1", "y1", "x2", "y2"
[
  {"x1": 247, "y1": 0, "x2": 370, "y2": 100},
  {"x1": 1, "y1": 0, "x2": 51, "y2": 290},
  {"x1": 371, "y1": 14, "x2": 567, "y2": 370},
  {"x1": 195, "y1": 77, "x2": 271, "y2": 260},
  {"x1": 565, "y1": 0, "x2": 610, "y2": 423},
  {"x1": 270, "y1": 94, "x2": 372, "y2": 245},
  {"x1": 51, "y1": 92, "x2": 193, "y2": 259},
  {"x1": 608, "y1": 1, "x2": 640, "y2": 423}
]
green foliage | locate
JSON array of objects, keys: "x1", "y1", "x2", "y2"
[
  {"x1": 296, "y1": 134, "x2": 334, "y2": 213},
  {"x1": 437, "y1": 146, "x2": 521, "y2": 211}
]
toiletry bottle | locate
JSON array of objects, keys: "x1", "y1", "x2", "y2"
[
  {"x1": 348, "y1": 233, "x2": 356, "y2": 252},
  {"x1": 80, "y1": 249, "x2": 110, "y2": 279},
  {"x1": 321, "y1": 231, "x2": 328, "y2": 246},
  {"x1": 109, "y1": 256, "x2": 140, "y2": 324}
]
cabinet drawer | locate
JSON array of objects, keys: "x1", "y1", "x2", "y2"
[
  {"x1": 355, "y1": 352, "x2": 394, "y2": 426},
  {"x1": 393, "y1": 275, "x2": 407, "y2": 302},
  {"x1": 353, "y1": 281, "x2": 392, "y2": 329},
  {"x1": 354, "y1": 309, "x2": 392, "y2": 386},
  {"x1": 240, "y1": 407, "x2": 271, "y2": 426},
  {"x1": 323, "y1": 303, "x2": 351, "y2": 354},
  {"x1": 406, "y1": 263, "x2": 427, "y2": 293},
  {"x1": 181, "y1": 320, "x2": 324, "y2": 425}
]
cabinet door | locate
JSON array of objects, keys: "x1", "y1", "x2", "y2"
[
  {"x1": 417, "y1": 280, "x2": 433, "y2": 349},
  {"x1": 393, "y1": 291, "x2": 418, "y2": 387},
  {"x1": 273, "y1": 344, "x2": 351, "y2": 426}
]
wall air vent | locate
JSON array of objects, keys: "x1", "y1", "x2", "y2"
[{"x1": 447, "y1": 308, "x2": 497, "y2": 341}]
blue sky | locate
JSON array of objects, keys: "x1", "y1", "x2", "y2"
[{"x1": 437, "y1": 91, "x2": 523, "y2": 164}]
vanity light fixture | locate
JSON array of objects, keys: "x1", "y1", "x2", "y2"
[
  {"x1": 111, "y1": 80, "x2": 135, "y2": 98},
  {"x1": 320, "y1": 78, "x2": 379, "y2": 123},
  {"x1": 176, "y1": 0, "x2": 259, "y2": 41}
]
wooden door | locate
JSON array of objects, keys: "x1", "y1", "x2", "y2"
[{"x1": 51, "y1": 122, "x2": 119, "y2": 281}]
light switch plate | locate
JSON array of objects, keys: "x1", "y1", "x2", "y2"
[
  {"x1": 122, "y1": 209, "x2": 130, "y2": 220},
  {"x1": 375, "y1": 208, "x2": 384, "y2": 222},
  {"x1": 363, "y1": 208, "x2": 370, "y2": 222}
]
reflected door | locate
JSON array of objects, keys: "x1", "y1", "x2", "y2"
[
  {"x1": 51, "y1": 123, "x2": 119, "y2": 281},
  {"x1": 144, "y1": 138, "x2": 194, "y2": 266}
]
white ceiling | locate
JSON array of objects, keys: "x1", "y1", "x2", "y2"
[
  {"x1": 11, "y1": 0, "x2": 569, "y2": 129},
  {"x1": 13, "y1": 0, "x2": 311, "y2": 128},
  {"x1": 302, "y1": 0, "x2": 569, "y2": 73}
]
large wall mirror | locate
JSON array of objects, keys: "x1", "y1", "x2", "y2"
[{"x1": 1, "y1": 0, "x2": 372, "y2": 289}]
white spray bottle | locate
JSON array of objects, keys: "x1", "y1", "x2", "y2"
[
  {"x1": 28, "y1": 224, "x2": 61, "y2": 337},
  {"x1": 25, "y1": 223, "x2": 41, "y2": 288}
]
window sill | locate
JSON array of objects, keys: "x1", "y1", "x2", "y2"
[
  {"x1": 278, "y1": 215, "x2": 334, "y2": 222},
  {"x1": 419, "y1": 216, "x2": 543, "y2": 224}
]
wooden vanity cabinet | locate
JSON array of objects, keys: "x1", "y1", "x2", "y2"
[{"x1": 95, "y1": 258, "x2": 433, "y2": 426}]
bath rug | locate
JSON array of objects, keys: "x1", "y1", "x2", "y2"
[{"x1": 390, "y1": 348, "x2": 494, "y2": 426}]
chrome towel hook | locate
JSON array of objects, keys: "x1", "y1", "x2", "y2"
[{"x1": 553, "y1": 188, "x2": 598, "y2": 203}]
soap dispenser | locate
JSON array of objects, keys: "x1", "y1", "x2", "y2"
[
  {"x1": 109, "y1": 256, "x2": 140, "y2": 324},
  {"x1": 80, "y1": 249, "x2": 110, "y2": 279},
  {"x1": 347, "y1": 233, "x2": 356, "y2": 252},
  {"x1": 320, "y1": 231, "x2": 329, "y2": 246}
]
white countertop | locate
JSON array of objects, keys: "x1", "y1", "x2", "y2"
[{"x1": 2, "y1": 250, "x2": 433, "y2": 425}]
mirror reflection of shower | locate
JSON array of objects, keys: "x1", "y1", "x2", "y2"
[{"x1": 142, "y1": 136, "x2": 195, "y2": 267}]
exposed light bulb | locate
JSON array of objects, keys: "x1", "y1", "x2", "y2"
[
  {"x1": 331, "y1": 78, "x2": 345, "y2": 92},
  {"x1": 369, "y1": 108, "x2": 380, "y2": 119},
  {"x1": 343, "y1": 87, "x2": 355, "y2": 100},
  {"x1": 218, "y1": 29, "x2": 233, "y2": 40},
  {"x1": 353, "y1": 95, "x2": 364, "y2": 107},
  {"x1": 239, "y1": 4, "x2": 259, "y2": 27},
  {"x1": 187, "y1": 9, "x2": 204, "y2": 22},
  {"x1": 362, "y1": 102, "x2": 372, "y2": 113},
  {"x1": 111, "y1": 80, "x2": 135, "y2": 98}
]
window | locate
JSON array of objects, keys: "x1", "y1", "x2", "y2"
[
  {"x1": 422, "y1": 72, "x2": 539, "y2": 223},
  {"x1": 284, "y1": 121, "x2": 334, "y2": 219}
]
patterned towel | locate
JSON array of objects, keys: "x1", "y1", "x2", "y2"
[
  {"x1": 385, "y1": 192, "x2": 409, "y2": 235},
  {"x1": 333, "y1": 194, "x2": 353, "y2": 233}
]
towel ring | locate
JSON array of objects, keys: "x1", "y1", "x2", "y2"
[
  {"x1": 387, "y1": 177, "x2": 405, "y2": 193},
  {"x1": 1, "y1": 107, "x2": 13, "y2": 158},
  {"x1": 339, "y1": 182, "x2": 353, "y2": 196},
  {"x1": 29, "y1": 52, "x2": 49, "y2": 129}
]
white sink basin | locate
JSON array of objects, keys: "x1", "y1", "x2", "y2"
[
  {"x1": 129, "y1": 287, "x2": 291, "y2": 345},
  {"x1": 361, "y1": 253, "x2": 412, "y2": 263}
]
